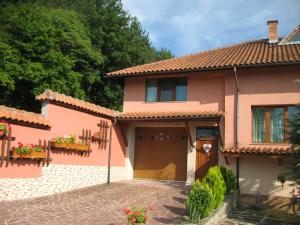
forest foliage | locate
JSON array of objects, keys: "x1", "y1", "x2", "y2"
[{"x1": 0, "y1": 0, "x2": 173, "y2": 111}]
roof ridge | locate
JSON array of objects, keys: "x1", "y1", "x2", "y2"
[{"x1": 36, "y1": 89, "x2": 120, "y2": 117}]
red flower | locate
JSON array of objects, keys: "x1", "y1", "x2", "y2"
[
  {"x1": 131, "y1": 217, "x2": 136, "y2": 222},
  {"x1": 134, "y1": 211, "x2": 140, "y2": 216},
  {"x1": 123, "y1": 208, "x2": 131, "y2": 214}
]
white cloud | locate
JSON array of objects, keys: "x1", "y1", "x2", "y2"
[{"x1": 122, "y1": 0, "x2": 300, "y2": 56}]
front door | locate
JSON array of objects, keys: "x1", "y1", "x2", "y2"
[{"x1": 195, "y1": 127, "x2": 219, "y2": 180}]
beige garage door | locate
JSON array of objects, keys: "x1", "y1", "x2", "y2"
[{"x1": 134, "y1": 127, "x2": 188, "y2": 181}]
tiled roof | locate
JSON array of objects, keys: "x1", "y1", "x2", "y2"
[
  {"x1": 116, "y1": 111, "x2": 224, "y2": 120},
  {"x1": 107, "y1": 39, "x2": 300, "y2": 77},
  {"x1": 0, "y1": 105, "x2": 50, "y2": 127},
  {"x1": 222, "y1": 146, "x2": 293, "y2": 156},
  {"x1": 36, "y1": 90, "x2": 119, "y2": 117}
]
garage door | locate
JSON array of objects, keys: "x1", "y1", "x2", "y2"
[{"x1": 134, "y1": 127, "x2": 188, "y2": 181}]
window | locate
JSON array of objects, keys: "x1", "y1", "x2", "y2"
[
  {"x1": 146, "y1": 77, "x2": 187, "y2": 102},
  {"x1": 252, "y1": 106, "x2": 298, "y2": 143}
]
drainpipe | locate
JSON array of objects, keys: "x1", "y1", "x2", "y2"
[
  {"x1": 233, "y1": 66, "x2": 240, "y2": 207},
  {"x1": 107, "y1": 118, "x2": 117, "y2": 183}
]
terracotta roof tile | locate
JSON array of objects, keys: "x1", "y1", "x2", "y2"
[
  {"x1": 0, "y1": 105, "x2": 50, "y2": 127},
  {"x1": 222, "y1": 146, "x2": 293, "y2": 156},
  {"x1": 107, "y1": 40, "x2": 300, "y2": 77},
  {"x1": 116, "y1": 111, "x2": 224, "y2": 120},
  {"x1": 36, "y1": 90, "x2": 119, "y2": 117}
]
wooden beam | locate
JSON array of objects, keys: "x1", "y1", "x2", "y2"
[
  {"x1": 118, "y1": 123, "x2": 128, "y2": 147},
  {"x1": 185, "y1": 121, "x2": 193, "y2": 147},
  {"x1": 224, "y1": 155, "x2": 230, "y2": 165},
  {"x1": 217, "y1": 121, "x2": 223, "y2": 147}
]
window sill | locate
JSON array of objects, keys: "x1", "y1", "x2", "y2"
[{"x1": 144, "y1": 101, "x2": 187, "y2": 103}]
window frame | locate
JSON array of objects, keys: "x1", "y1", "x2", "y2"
[
  {"x1": 251, "y1": 105, "x2": 296, "y2": 144},
  {"x1": 145, "y1": 77, "x2": 187, "y2": 102}
]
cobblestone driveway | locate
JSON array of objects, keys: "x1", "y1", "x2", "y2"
[{"x1": 0, "y1": 180, "x2": 189, "y2": 225}]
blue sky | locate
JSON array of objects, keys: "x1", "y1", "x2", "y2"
[{"x1": 122, "y1": 0, "x2": 300, "y2": 57}]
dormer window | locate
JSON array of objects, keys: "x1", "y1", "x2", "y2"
[{"x1": 146, "y1": 77, "x2": 187, "y2": 102}]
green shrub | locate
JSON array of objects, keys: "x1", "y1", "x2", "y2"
[
  {"x1": 203, "y1": 166, "x2": 226, "y2": 209},
  {"x1": 186, "y1": 179, "x2": 214, "y2": 223},
  {"x1": 220, "y1": 166, "x2": 237, "y2": 194}
]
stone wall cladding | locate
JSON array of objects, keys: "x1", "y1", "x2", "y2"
[
  {"x1": 199, "y1": 191, "x2": 237, "y2": 225},
  {"x1": 0, "y1": 164, "x2": 127, "y2": 201}
]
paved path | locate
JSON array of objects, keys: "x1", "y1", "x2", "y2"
[
  {"x1": 221, "y1": 208, "x2": 300, "y2": 225},
  {"x1": 0, "y1": 180, "x2": 189, "y2": 225}
]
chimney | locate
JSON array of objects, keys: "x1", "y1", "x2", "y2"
[{"x1": 267, "y1": 20, "x2": 278, "y2": 43}]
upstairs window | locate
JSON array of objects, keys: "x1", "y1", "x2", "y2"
[
  {"x1": 146, "y1": 77, "x2": 187, "y2": 102},
  {"x1": 252, "y1": 106, "x2": 298, "y2": 143}
]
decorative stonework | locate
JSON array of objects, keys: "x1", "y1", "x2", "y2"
[{"x1": 0, "y1": 164, "x2": 127, "y2": 201}]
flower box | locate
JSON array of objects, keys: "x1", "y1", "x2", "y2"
[
  {"x1": 51, "y1": 142, "x2": 89, "y2": 151},
  {"x1": 10, "y1": 149, "x2": 47, "y2": 159}
]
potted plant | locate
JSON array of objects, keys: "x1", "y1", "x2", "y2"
[
  {"x1": 51, "y1": 135, "x2": 89, "y2": 151},
  {"x1": 11, "y1": 143, "x2": 46, "y2": 159},
  {"x1": 0, "y1": 123, "x2": 8, "y2": 138},
  {"x1": 123, "y1": 207, "x2": 149, "y2": 224}
]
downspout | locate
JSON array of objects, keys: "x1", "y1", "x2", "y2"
[
  {"x1": 107, "y1": 118, "x2": 117, "y2": 184},
  {"x1": 233, "y1": 66, "x2": 240, "y2": 207}
]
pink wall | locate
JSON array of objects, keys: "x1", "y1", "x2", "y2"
[
  {"x1": 47, "y1": 103, "x2": 125, "y2": 166},
  {"x1": 0, "y1": 102, "x2": 126, "y2": 179},
  {"x1": 224, "y1": 65, "x2": 300, "y2": 148},
  {"x1": 123, "y1": 72, "x2": 225, "y2": 112},
  {"x1": 0, "y1": 124, "x2": 50, "y2": 178}
]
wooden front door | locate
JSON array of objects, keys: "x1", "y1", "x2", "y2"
[
  {"x1": 195, "y1": 127, "x2": 219, "y2": 180},
  {"x1": 134, "y1": 127, "x2": 188, "y2": 181}
]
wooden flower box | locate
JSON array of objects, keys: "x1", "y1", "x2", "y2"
[
  {"x1": 10, "y1": 149, "x2": 47, "y2": 159},
  {"x1": 51, "y1": 142, "x2": 89, "y2": 151}
]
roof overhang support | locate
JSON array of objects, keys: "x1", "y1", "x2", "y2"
[
  {"x1": 115, "y1": 116, "x2": 222, "y2": 123},
  {"x1": 117, "y1": 122, "x2": 128, "y2": 147},
  {"x1": 185, "y1": 121, "x2": 193, "y2": 147}
]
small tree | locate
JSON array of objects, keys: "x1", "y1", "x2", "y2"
[
  {"x1": 186, "y1": 179, "x2": 214, "y2": 223},
  {"x1": 203, "y1": 166, "x2": 226, "y2": 209}
]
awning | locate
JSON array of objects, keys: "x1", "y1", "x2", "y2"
[
  {"x1": 115, "y1": 111, "x2": 224, "y2": 121},
  {"x1": 222, "y1": 146, "x2": 293, "y2": 156}
]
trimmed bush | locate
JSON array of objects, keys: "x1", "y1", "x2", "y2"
[
  {"x1": 186, "y1": 179, "x2": 214, "y2": 223},
  {"x1": 220, "y1": 166, "x2": 237, "y2": 194},
  {"x1": 203, "y1": 166, "x2": 226, "y2": 209}
]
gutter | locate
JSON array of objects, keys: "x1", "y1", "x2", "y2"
[
  {"x1": 107, "y1": 118, "x2": 117, "y2": 183},
  {"x1": 233, "y1": 66, "x2": 240, "y2": 207}
]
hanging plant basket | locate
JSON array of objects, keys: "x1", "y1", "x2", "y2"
[{"x1": 51, "y1": 142, "x2": 89, "y2": 151}]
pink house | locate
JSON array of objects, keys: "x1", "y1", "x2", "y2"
[
  {"x1": 105, "y1": 21, "x2": 300, "y2": 206},
  {"x1": 0, "y1": 20, "x2": 299, "y2": 207}
]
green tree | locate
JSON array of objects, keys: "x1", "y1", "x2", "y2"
[
  {"x1": 0, "y1": 0, "x2": 173, "y2": 111},
  {"x1": 0, "y1": 3, "x2": 102, "y2": 111}
]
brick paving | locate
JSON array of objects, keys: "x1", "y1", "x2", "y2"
[{"x1": 0, "y1": 180, "x2": 189, "y2": 225}]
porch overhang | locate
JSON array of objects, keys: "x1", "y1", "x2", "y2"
[
  {"x1": 115, "y1": 111, "x2": 224, "y2": 122},
  {"x1": 221, "y1": 146, "x2": 293, "y2": 157}
]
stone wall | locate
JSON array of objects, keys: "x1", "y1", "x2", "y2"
[
  {"x1": 0, "y1": 164, "x2": 127, "y2": 201},
  {"x1": 199, "y1": 191, "x2": 237, "y2": 225}
]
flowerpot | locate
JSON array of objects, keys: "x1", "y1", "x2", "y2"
[
  {"x1": 51, "y1": 142, "x2": 89, "y2": 151},
  {"x1": 10, "y1": 149, "x2": 46, "y2": 159}
]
